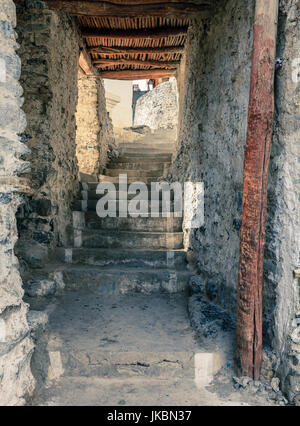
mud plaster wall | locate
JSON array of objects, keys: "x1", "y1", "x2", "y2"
[
  {"x1": 266, "y1": 0, "x2": 300, "y2": 403},
  {"x1": 0, "y1": 0, "x2": 35, "y2": 405},
  {"x1": 171, "y1": 0, "x2": 255, "y2": 309},
  {"x1": 15, "y1": 0, "x2": 80, "y2": 271},
  {"x1": 172, "y1": 0, "x2": 300, "y2": 399},
  {"x1": 76, "y1": 73, "x2": 116, "y2": 178}
]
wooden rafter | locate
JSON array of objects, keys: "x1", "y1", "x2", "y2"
[
  {"x1": 82, "y1": 26, "x2": 188, "y2": 40},
  {"x1": 88, "y1": 46, "x2": 185, "y2": 55},
  {"x1": 98, "y1": 69, "x2": 176, "y2": 79},
  {"x1": 42, "y1": 1, "x2": 211, "y2": 18},
  {"x1": 93, "y1": 58, "x2": 180, "y2": 68}
]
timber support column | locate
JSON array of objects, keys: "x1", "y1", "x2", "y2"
[{"x1": 236, "y1": 0, "x2": 279, "y2": 379}]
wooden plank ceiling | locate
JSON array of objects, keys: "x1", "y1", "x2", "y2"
[{"x1": 42, "y1": 0, "x2": 213, "y2": 79}]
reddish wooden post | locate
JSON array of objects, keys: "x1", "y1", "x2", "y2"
[{"x1": 236, "y1": 0, "x2": 279, "y2": 380}]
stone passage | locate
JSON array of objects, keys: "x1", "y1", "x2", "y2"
[
  {"x1": 62, "y1": 129, "x2": 190, "y2": 294},
  {"x1": 24, "y1": 131, "x2": 273, "y2": 406}
]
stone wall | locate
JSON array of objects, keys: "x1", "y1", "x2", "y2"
[
  {"x1": 267, "y1": 0, "x2": 300, "y2": 404},
  {"x1": 76, "y1": 73, "x2": 115, "y2": 178},
  {"x1": 171, "y1": 0, "x2": 299, "y2": 401},
  {"x1": 134, "y1": 78, "x2": 178, "y2": 130},
  {"x1": 0, "y1": 0, "x2": 35, "y2": 405},
  {"x1": 15, "y1": 0, "x2": 80, "y2": 270},
  {"x1": 170, "y1": 0, "x2": 255, "y2": 310}
]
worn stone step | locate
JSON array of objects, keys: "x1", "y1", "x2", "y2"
[
  {"x1": 45, "y1": 265, "x2": 190, "y2": 294},
  {"x1": 74, "y1": 199, "x2": 181, "y2": 213},
  {"x1": 81, "y1": 182, "x2": 174, "y2": 192},
  {"x1": 31, "y1": 375, "x2": 245, "y2": 406},
  {"x1": 76, "y1": 230, "x2": 184, "y2": 250},
  {"x1": 81, "y1": 190, "x2": 176, "y2": 201},
  {"x1": 104, "y1": 169, "x2": 163, "y2": 178},
  {"x1": 98, "y1": 175, "x2": 164, "y2": 184},
  {"x1": 119, "y1": 143, "x2": 173, "y2": 151},
  {"x1": 120, "y1": 148, "x2": 173, "y2": 155},
  {"x1": 46, "y1": 350, "x2": 195, "y2": 379},
  {"x1": 116, "y1": 154, "x2": 172, "y2": 162},
  {"x1": 30, "y1": 293, "x2": 226, "y2": 390},
  {"x1": 54, "y1": 248, "x2": 187, "y2": 269},
  {"x1": 107, "y1": 162, "x2": 170, "y2": 171},
  {"x1": 119, "y1": 138, "x2": 174, "y2": 145},
  {"x1": 81, "y1": 182, "x2": 151, "y2": 191},
  {"x1": 84, "y1": 213, "x2": 182, "y2": 232}
]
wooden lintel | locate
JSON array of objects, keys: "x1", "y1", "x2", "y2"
[
  {"x1": 79, "y1": 48, "x2": 98, "y2": 76},
  {"x1": 42, "y1": 1, "x2": 211, "y2": 17},
  {"x1": 93, "y1": 58, "x2": 180, "y2": 68},
  {"x1": 99, "y1": 69, "x2": 176, "y2": 80},
  {"x1": 82, "y1": 27, "x2": 188, "y2": 40},
  {"x1": 89, "y1": 46, "x2": 185, "y2": 55}
]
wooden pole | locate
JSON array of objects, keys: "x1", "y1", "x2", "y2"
[{"x1": 236, "y1": 0, "x2": 279, "y2": 380}]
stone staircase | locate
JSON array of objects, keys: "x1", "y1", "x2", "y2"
[
  {"x1": 24, "y1": 131, "x2": 235, "y2": 405},
  {"x1": 47, "y1": 130, "x2": 191, "y2": 296}
]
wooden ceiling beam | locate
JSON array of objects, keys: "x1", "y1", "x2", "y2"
[
  {"x1": 82, "y1": 26, "x2": 188, "y2": 40},
  {"x1": 89, "y1": 46, "x2": 185, "y2": 55},
  {"x1": 42, "y1": 1, "x2": 211, "y2": 17},
  {"x1": 99, "y1": 68, "x2": 176, "y2": 79},
  {"x1": 90, "y1": 0, "x2": 210, "y2": 4},
  {"x1": 93, "y1": 58, "x2": 180, "y2": 68}
]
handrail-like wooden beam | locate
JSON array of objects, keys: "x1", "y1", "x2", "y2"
[
  {"x1": 89, "y1": 46, "x2": 185, "y2": 55},
  {"x1": 93, "y1": 58, "x2": 180, "y2": 68},
  {"x1": 99, "y1": 68, "x2": 176, "y2": 79},
  {"x1": 42, "y1": 1, "x2": 211, "y2": 17},
  {"x1": 82, "y1": 27, "x2": 188, "y2": 40}
]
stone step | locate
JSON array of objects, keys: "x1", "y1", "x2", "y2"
[
  {"x1": 107, "y1": 162, "x2": 169, "y2": 171},
  {"x1": 84, "y1": 212, "x2": 182, "y2": 232},
  {"x1": 31, "y1": 375, "x2": 242, "y2": 406},
  {"x1": 98, "y1": 175, "x2": 164, "y2": 184},
  {"x1": 119, "y1": 143, "x2": 173, "y2": 150},
  {"x1": 116, "y1": 154, "x2": 172, "y2": 162},
  {"x1": 74, "y1": 199, "x2": 181, "y2": 213},
  {"x1": 75, "y1": 230, "x2": 184, "y2": 250},
  {"x1": 120, "y1": 148, "x2": 173, "y2": 155},
  {"x1": 81, "y1": 182, "x2": 174, "y2": 191},
  {"x1": 46, "y1": 265, "x2": 190, "y2": 294},
  {"x1": 119, "y1": 138, "x2": 174, "y2": 145},
  {"x1": 81, "y1": 190, "x2": 176, "y2": 201},
  {"x1": 104, "y1": 169, "x2": 163, "y2": 178},
  {"x1": 46, "y1": 350, "x2": 195, "y2": 379},
  {"x1": 54, "y1": 248, "x2": 187, "y2": 269},
  {"x1": 30, "y1": 293, "x2": 225, "y2": 392}
]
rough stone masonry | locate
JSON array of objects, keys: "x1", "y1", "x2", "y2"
[
  {"x1": 15, "y1": 0, "x2": 81, "y2": 272},
  {"x1": 76, "y1": 72, "x2": 116, "y2": 178},
  {"x1": 0, "y1": 0, "x2": 35, "y2": 405}
]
